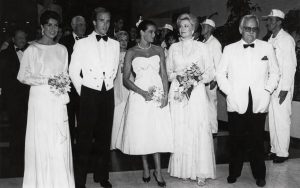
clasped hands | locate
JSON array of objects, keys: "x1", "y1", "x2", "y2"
[{"x1": 140, "y1": 90, "x2": 168, "y2": 108}]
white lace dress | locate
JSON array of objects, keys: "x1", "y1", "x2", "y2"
[
  {"x1": 18, "y1": 42, "x2": 75, "y2": 188},
  {"x1": 166, "y1": 39, "x2": 216, "y2": 180}
]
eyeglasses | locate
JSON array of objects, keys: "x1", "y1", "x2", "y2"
[{"x1": 243, "y1": 26, "x2": 259, "y2": 33}]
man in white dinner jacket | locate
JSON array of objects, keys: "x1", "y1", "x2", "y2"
[
  {"x1": 263, "y1": 9, "x2": 297, "y2": 164},
  {"x1": 201, "y1": 18, "x2": 222, "y2": 135},
  {"x1": 216, "y1": 14, "x2": 279, "y2": 187},
  {"x1": 69, "y1": 7, "x2": 119, "y2": 188}
]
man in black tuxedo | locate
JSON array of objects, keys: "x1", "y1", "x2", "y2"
[
  {"x1": 0, "y1": 28, "x2": 30, "y2": 176},
  {"x1": 60, "y1": 15, "x2": 86, "y2": 150}
]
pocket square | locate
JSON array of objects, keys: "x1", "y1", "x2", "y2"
[{"x1": 261, "y1": 56, "x2": 268, "y2": 60}]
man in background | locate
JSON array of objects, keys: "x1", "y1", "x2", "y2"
[
  {"x1": 264, "y1": 9, "x2": 297, "y2": 163},
  {"x1": 60, "y1": 15, "x2": 86, "y2": 150},
  {"x1": 0, "y1": 28, "x2": 30, "y2": 176},
  {"x1": 201, "y1": 18, "x2": 222, "y2": 136}
]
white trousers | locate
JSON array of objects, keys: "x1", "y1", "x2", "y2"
[
  {"x1": 205, "y1": 86, "x2": 218, "y2": 134},
  {"x1": 268, "y1": 91, "x2": 292, "y2": 157}
]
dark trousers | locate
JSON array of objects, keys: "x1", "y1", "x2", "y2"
[
  {"x1": 228, "y1": 89, "x2": 266, "y2": 180},
  {"x1": 67, "y1": 87, "x2": 80, "y2": 150},
  {"x1": 7, "y1": 98, "x2": 28, "y2": 176},
  {"x1": 75, "y1": 85, "x2": 114, "y2": 186}
]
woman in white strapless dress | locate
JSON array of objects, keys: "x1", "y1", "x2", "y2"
[
  {"x1": 17, "y1": 11, "x2": 74, "y2": 188},
  {"x1": 117, "y1": 20, "x2": 173, "y2": 187}
]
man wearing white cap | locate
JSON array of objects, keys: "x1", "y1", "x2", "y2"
[
  {"x1": 264, "y1": 9, "x2": 297, "y2": 163},
  {"x1": 161, "y1": 24, "x2": 173, "y2": 49},
  {"x1": 201, "y1": 18, "x2": 222, "y2": 135}
]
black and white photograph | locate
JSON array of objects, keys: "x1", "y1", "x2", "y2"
[{"x1": 0, "y1": 0, "x2": 300, "y2": 188}]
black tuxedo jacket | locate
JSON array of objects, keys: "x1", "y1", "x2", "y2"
[
  {"x1": 60, "y1": 34, "x2": 76, "y2": 63},
  {"x1": 59, "y1": 34, "x2": 81, "y2": 100},
  {"x1": 0, "y1": 44, "x2": 29, "y2": 107}
]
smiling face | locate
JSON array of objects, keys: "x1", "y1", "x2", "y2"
[
  {"x1": 13, "y1": 30, "x2": 27, "y2": 49},
  {"x1": 179, "y1": 19, "x2": 194, "y2": 39},
  {"x1": 266, "y1": 17, "x2": 279, "y2": 32},
  {"x1": 141, "y1": 24, "x2": 156, "y2": 43},
  {"x1": 41, "y1": 18, "x2": 59, "y2": 39},
  {"x1": 93, "y1": 12, "x2": 111, "y2": 35},
  {"x1": 118, "y1": 35, "x2": 128, "y2": 50},
  {"x1": 241, "y1": 17, "x2": 259, "y2": 44}
]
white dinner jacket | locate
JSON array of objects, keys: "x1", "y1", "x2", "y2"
[
  {"x1": 216, "y1": 39, "x2": 280, "y2": 114},
  {"x1": 69, "y1": 31, "x2": 120, "y2": 95}
]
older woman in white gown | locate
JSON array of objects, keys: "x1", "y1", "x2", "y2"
[
  {"x1": 167, "y1": 13, "x2": 216, "y2": 186},
  {"x1": 111, "y1": 31, "x2": 132, "y2": 150},
  {"x1": 18, "y1": 11, "x2": 74, "y2": 188}
]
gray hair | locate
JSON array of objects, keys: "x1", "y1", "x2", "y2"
[
  {"x1": 176, "y1": 13, "x2": 199, "y2": 32},
  {"x1": 71, "y1": 16, "x2": 85, "y2": 27},
  {"x1": 239, "y1": 14, "x2": 260, "y2": 34},
  {"x1": 115, "y1": 30, "x2": 129, "y2": 41}
]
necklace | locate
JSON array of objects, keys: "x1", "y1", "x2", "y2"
[{"x1": 138, "y1": 43, "x2": 151, "y2": 50}]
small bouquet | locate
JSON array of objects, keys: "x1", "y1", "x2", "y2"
[
  {"x1": 148, "y1": 86, "x2": 165, "y2": 107},
  {"x1": 175, "y1": 63, "x2": 203, "y2": 101},
  {"x1": 48, "y1": 72, "x2": 71, "y2": 96}
]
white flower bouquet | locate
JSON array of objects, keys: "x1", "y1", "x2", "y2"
[
  {"x1": 175, "y1": 63, "x2": 203, "y2": 101},
  {"x1": 48, "y1": 72, "x2": 71, "y2": 96},
  {"x1": 148, "y1": 86, "x2": 165, "y2": 107}
]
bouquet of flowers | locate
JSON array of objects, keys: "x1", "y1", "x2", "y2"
[
  {"x1": 148, "y1": 86, "x2": 165, "y2": 107},
  {"x1": 48, "y1": 72, "x2": 71, "y2": 96},
  {"x1": 175, "y1": 63, "x2": 203, "y2": 101}
]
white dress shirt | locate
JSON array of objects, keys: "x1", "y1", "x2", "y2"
[
  {"x1": 203, "y1": 35, "x2": 222, "y2": 80},
  {"x1": 69, "y1": 31, "x2": 120, "y2": 94},
  {"x1": 216, "y1": 39, "x2": 280, "y2": 114},
  {"x1": 268, "y1": 29, "x2": 297, "y2": 92}
]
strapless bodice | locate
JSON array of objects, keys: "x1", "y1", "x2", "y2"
[{"x1": 132, "y1": 55, "x2": 160, "y2": 77}]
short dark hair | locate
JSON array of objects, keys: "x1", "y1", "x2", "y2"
[
  {"x1": 137, "y1": 20, "x2": 156, "y2": 38},
  {"x1": 165, "y1": 31, "x2": 179, "y2": 42},
  {"x1": 92, "y1": 7, "x2": 111, "y2": 22},
  {"x1": 40, "y1": 10, "x2": 61, "y2": 25}
]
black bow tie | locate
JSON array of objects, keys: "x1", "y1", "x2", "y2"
[
  {"x1": 243, "y1": 43, "x2": 255, "y2": 48},
  {"x1": 16, "y1": 48, "x2": 25, "y2": 52},
  {"x1": 96, "y1": 35, "x2": 108, "y2": 42}
]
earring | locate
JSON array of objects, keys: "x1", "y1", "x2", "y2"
[{"x1": 41, "y1": 29, "x2": 44, "y2": 35}]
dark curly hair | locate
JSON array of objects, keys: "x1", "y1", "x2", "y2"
[{"x1": 40, "y1": 10, "x2": 60, "y2": 25}]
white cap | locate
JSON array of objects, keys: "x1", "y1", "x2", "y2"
[
  {"x1": 263, "y1": 9, "x2": 285, "y2": 19},
  {"x1": 162, "y1": 24, "x2": 173, "y2": 31},
  {"x1": 201, "y1": 19, "x2": 216, "y2": 28}
]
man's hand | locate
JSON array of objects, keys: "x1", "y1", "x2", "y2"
[
  {"x1": 210, "y1": 80, "x2": 217, "y2": 90},
  {"x1": 278, "y1": 90, "x2": 288, "y2": 105}
]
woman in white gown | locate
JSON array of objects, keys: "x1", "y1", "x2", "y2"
[
  {"x1": 111, "y1": 31, "x2": 132, "y2": 149},
  {"x1": 118, "y1": 20, "x2": 173, "y2": 187},
  {"x1": 167, "y1": 13, "x2": 216, "y2": 186},
  {"x1": 17, "y1": 11, "x2": 75, "y2": 188}
]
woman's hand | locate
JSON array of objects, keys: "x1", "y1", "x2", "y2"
[
  {"x1": 140, "y1": 90, "x2": 153, "y2": 101},
  {"x1": 176, "y1": 75, "x2": 183, "y2": 83},
  {"x1": 160, "y1": 94, "x2": 168, "y2": 108}
]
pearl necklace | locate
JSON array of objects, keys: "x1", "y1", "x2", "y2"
[{"x1": 138, "y1": 43, "x2": 151, "y2": 50}]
